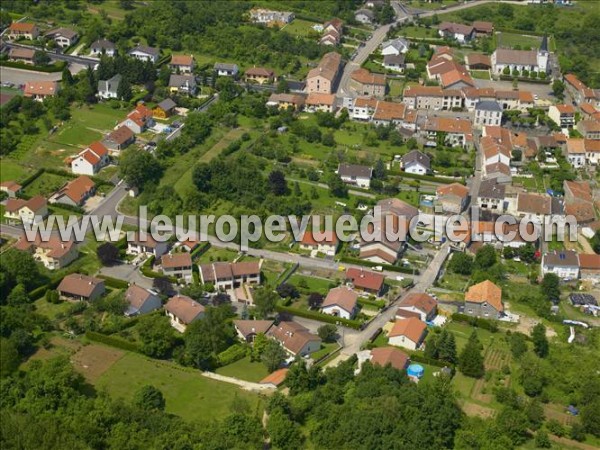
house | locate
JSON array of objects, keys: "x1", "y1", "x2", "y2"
[
  {"x1": 214, "y1": 63, "x2": 239, "y2": 77},
  {"x1": 305, "y1": 93, "x2": 336, "y2": 113},
  {"x1": 57, "y1": 274, "x2": 105, "y2": 302},
  {"x1": 50, "y1": 175, "x2": 96, "y2": 207},
  {"x1": 465, "y1": 53, "x2": 491, "y2": 70},
  {"x1": 198, "y1": 261, "x2": 261, "y2": 290},
  {"x1": 7, "y1": 22, "x2": 39, "y2": 41},
  {"x1": 548, "y1": 104, "x2": 576, "y2": 128},
  {"x1": 564, "y1": 73, "x2": 599, "y2": 106},
  {"x1": 260, "y1": 368, "x2": 289, "y2": 388},
  {"x1": 267, "y1": 321, "x2": 321, "y2": 356},
  {"x1": 124, "y1": 285, "x2": 162, "y2": 316},
  {"x1": 128, "y1": 45, "x2": 160, "y2": 63},
  {"x1": 383, "y1": 54, "x2": 405, "y2": 73},
  {"x1": 401, "y1": 150, "x2": 431, "y2": 175},
  {"x1": 322, "y1": 286, "x2": 358, "y2": 320},
  {"x1": 491, "y1": 37, "x2": 549, "y2": 74},
  {"x1": 45, "y1": 28, "x2": 78, "y2": 48},
  {"x1": 402, "y1": 86, "x2": 463, "y2": 110},
  {"x1": 472, "y1": 21, "x2": 494, "y2": 36},
  {"x1": 396, "y1": 293, "x2": 437, "y2": 322},
  {"x1": 422, "y1": 117, "x2": 473, "y2": 148},
  {"x1": 103, "y1": 126, "x2": 135, "y2": 152},
  {"x1": 474, "y1": 101, "x2": 503, "y2": 128},
  {"x1": 4, "y1": 196, "x2": 48, "y2": 224},
  {"x1": 168, "y1": 74, "x2": 197, "y2": 95},
  {"x1": 234, "y1": 320, "x2": 274, "y2": 343},
  {"x1": 306, "y1": 52, "x2": 342, "y2": 94},
  {"x1": 8, "y1": 47, "x2": 35, "y2": 64},
  {"x1": 577, "y1": 120, "x2": 600, "y2": 141},
  {"x1": 153, "y1": 98, "x2": 177, "y2": 119},
  {"x1": 161, "y1": 253, "x2": 193, "y2": 282},
  {"x1": 245, "y1": 67, "x2": 275, "y2": 85},
  {"x1": 564, "y1": 180, "x2": 596, "y2": 224},
  {"x1": 495, "y1": 90, "x2": 535, "y2": 112},
  {"x1": 169, "y1": 54, "x2": 194, "y2": 74},
  {"x1": 320, "y1": 18, "x2": 343, "y2": 46},
  {"x1": 299, "y1": 230, "x2": 338, "y2": 256},
  {"x1": 249, "y1": 8, "x2": 294, "y2": 26},
  {"x1": 388, "y1": 317, "x2": 427, "y2": 350},
  {"x1": 0, "y1": 181, "x2": 22, "y2": 198},
  {"x1": 381, "y1": 38, "x2": 409, "y2": 56},
  {"x1": 127, "y1": 231, "x2": 169, "y2": 258},
  {"x1": 580, "y1": 104, "x2": 598, "y2": 121},
  {"x1": 477, "y1": 178, "x2": 506, "y2": 212},
  {"x1": 541, "y1": 250, "x2": 580, "y2": 281},
  {"x1": 14, "y1": 234, "x2": 78, "y2": 270},
  {"x1": 348, "y1": 98, "x2": 407, "y2": 126},
  {"x1": 355, "y1": 9, "x2": 374, "y2": 24},
  {"x1": 178, "y1": 237, "x2": 199, "y2": 253},
  {"x1": 484, "y1": 162, "x2": 511, "y2": 184},
  {"x1": 338, "y1": 163, "x2": 372, "y2": 189},
  {"x1": 465, "y1": 280, "x2": 503, "y2": 319},
  {"x1": 584, "y1": 139, "x2": 600, "y2": 165},
  {"x1": 24, "y1": 81, "x2": 59, "y2": 101},
  {"x1": 369, "y1": 347, "x2": 410, "y2": 371},
  {"x1": 565, "y1": 138, "x2": 586, "y2": 168},
  {"x1": 359, "y1": 198, "x2": 418, "y2": 265},
  {"x1": 438, "y1": 22, "x2": 474, "y2": 43},
  {"x1": 346, "y1": 267, "x2": 385, "y2": 296},
  {"x1": 266, "y1": 93, "x2": 306, "y2": 110},
  {"x1": 119, "y1": 104, "x2": 154, "y2": 134},
  {"x1": 436, "y1": 183, "x2": 469, "y2": 214},
  {"x1": 515, "y1": 192, "x2": 554, "y2": 221},
  {"x1": 98, "y1": 74, "x2": 122, "y2": 100},
  {"x1": 578, "y1": 254, "x2": 600, "y2": 282},
  {"x1": 90, "y1": 39, "x2": 116, "y2": 57},
  {"x1": 165, "y1": 294, "x2": 205, "y2": 332},
  {"x1": 349, "y1": 68, "x2": 386, "y2": 98}
]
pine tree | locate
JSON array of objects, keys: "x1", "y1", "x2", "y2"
[
  {"x1": 438, "y1": 331, "x2": 457, "y2": 364},
  {"x1": 458, "y1": 331, "x2": 485, "y2": 378},
  {"x1": 532, "y1": 323, "x2": 549, "y2": 358}
]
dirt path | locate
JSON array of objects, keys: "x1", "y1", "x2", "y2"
[{"x1": 578, "y1": 233, "x2": 595, "y2": 254}]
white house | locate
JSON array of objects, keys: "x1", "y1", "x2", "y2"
[
  {"x1": 355, "y1": 9, "x2": 374, "y2": 24},
  {"x1": 124, "y1": 285, "x2": 162, "y2": 316},
  {"x1": 474, "y1": 101, "x2": 503, "y2": 128},
  {"x1": 548, "y1": 104, "x2": 576, "y2": 128},
  {"x1": 127, "y1": 232, "x2": 169, "y2": 258},
  {"x1": 541, "y1": 250, "x2": 580, "y2": 281},
  {"x1": 566, "y1": 139, "x2": 586, "y2": 169},
  {"x1": 381, "y1": 38, "x2": 409, "y2": 56},
  {"x1": 128, "y1": 45, "x2": 160, "y2": 63},
  {"x1": 71, "y1": 141, "x2": 110, "y2": 176},
  {"x1": 165, "y1": 295, "x2": 205, "y2": 333},
  {"x1": 322, "y1": 286, "x2": 358, "y2": 320},
  {"x1": 388, "y1": 317, "x2": 427, "y2": 351},
  {"x1": 98, "y1": 74, "x2": 121, "y2": 100},
  {"x1": 214, "y1": 63, "x2": 239, "y2": 77},
  {"x1": 90, "y1": 39, "x2": 116, "y2": 57},
  {"x1": 491, "y1": 36, "x2": 549, "y2": 75},
  {"x1": 438, "y1": 22, "x2": 474, "y2": 43},
  {"x1": 337, "y1": 163, "x2": 372, "y2": 189},
  {"x1": 45, "y1": 27, "x2": 78, "y2": 48},
  {"x1": 198, "y1": 261, "x2": 261, "y2": 290},
  {"x1": 299, "y1": 230, "x2": 338, "y2": 256},
  {"x1": 383, "y1": 54, "x2": 405, "y2": 72},
  {"x1": 401, "y1": 150, "x2": 431, "y2": 175},
  {"x1": 4, "y1": 196, "x2": 48, "y2": 225},
  {"x1": 161, "y1": 253, "x2": 194, "y2": 283},
  {"x1": 396, "y1": 293, "x2": 438, "y2": 322}
]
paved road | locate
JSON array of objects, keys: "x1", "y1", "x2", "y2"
[
  {"x1": 289, "y1": 177, "x2": 376, "y2": 199},
  {"x1": 1, "y1": 66, "x2": 62, "y2": 84},
  {"x1": 3, "y1": 42, "x2": 99, "y2": 67}
]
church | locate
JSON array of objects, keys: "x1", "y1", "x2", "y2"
[{"x1": 491, "y1": 36, "x2": 549, "y2": 75}]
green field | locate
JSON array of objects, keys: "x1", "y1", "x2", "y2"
[
  {"x1": 215, "y1": 356, "x2": 269, "y2": 382},
  {"x1": 288, "y1": 274, "x2": 335, "y2": 294},
  {"x1": 281, "y1": 19, "x2": 321, "y2": 37},
  {"x1": 0, "y1": 160, "x2": 33, "y2": 182},
  {"x1": 496, "y1": 32, "x2": 542, "y2": 51},
  {"x1": 397, "y1": 25, "x2": 439, "y2": 40},
  {"x1": 95, "y1": 352, "x2": 263, "y2": 421},
  {"x1": 23, "y1": 172, "x2": 71, "y2": 197},
  {"x1": 470, "y1": 70, "x2": 491, "y2": 80}
]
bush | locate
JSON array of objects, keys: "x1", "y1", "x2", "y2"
[
  {"x1": 451, "y1": 313, "x2": 499, "y2": 332},
  {"x1": 217, "y1": 343, "x2": 248, "y2": 366},
  {"x1": 409, "y1": 352, "x2": 455, "y2": 369},
  {"x1": 357, "y1": 297, "x2": 385, "y2": 309},
  {"x1": 85, "y1": 331, "x2": 140, "y2": 352},
  {"x1": 97, "y1": 275, "x2": 129, "y2": 290}
]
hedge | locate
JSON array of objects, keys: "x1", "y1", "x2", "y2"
[
  {"x1": 28, "y1": 267, "x2": 84, "y2": 299},
  {"x1": 217, "y1": 343, "x2": 248, "y2": 366},
  {"x1": 275, "y1": 304, "x2": 362, "y2": 329},
  {"x1": 498, "y1": 75, "x2": 550, "y2": 84},
  {"x1": 191, "y1": 242, "x2": 211, "y2": 259},
  {"x1": 0, "y1": 60, "x2": 67, "y2": 72},
  {"x1": 19, "y1": 168, "x2": 44, "y2": 188},
  {"x1": 451, "y1": 313, "x2": 499, "y2": 332},
  {"x1": 339, "y1": 256, "x2": 419, "y2": 275},
  {"x1": 97, "y1": 275, "x2": 129, "y2": 290},
  {"x1": 409, "y1": 352, "x2": 454, "y2": 369},
  {"x1": 44, "y1": 167, "x2": 114, "y2": 188},
  {"x1": 85, "y1": 331, "x2": 140, "y2": 352},
  {"x1": 388, "y1": 169, "x2": 456, "y2": 184},
  {"x1": 358, "y1": 297, "x2": 385, "y2": 309}
]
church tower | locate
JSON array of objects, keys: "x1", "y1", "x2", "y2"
[{"x1": 537, "y1": 35, "x2": 549, "y2": 74}]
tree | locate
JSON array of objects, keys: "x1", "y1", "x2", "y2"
[
  {"x1": 373, "y1": 159, "x2": 386, "y2": 180},
  {"x1": 276, "y1": 283, "x2": 299, "y2": 299},
  {"x1": 540, "y1": 273, "x2": 560, "y2": 303},
  {"x1": 406, "y1": 137, "x2": 419, "y2": 150},
  {"x1": 96, "y1": 242, "x2": 120, "y2": 266},
  {"x1": 183, "y1": 305, "x2": 234, "y2": 369},
  {"x1": 62, "y1": 66, "x2": 74, "y2": 86},
  {"x1": 307, "y1": 292, "x2": 324, "y2": 309},
  {"x1": 326, "y1": 173, "x2": 348, "y2": 198},
  {"x1": 119, "y1": 149, "x2": 163, "y2": 190},
  {"x1": 458, "y1": 331, "x2": 485, "y2": 378},
  {"x1": 448, "y1": 252, "x2": 473, "y2": 275},
  {"x1": 254, "y1": 288, "x2": 278, "y2": 318},
  {"x1": 503, "y1": 66, "x2": 511, "y2": 75},
  {"x1": 531, "y1": 323, "x2": 549, "y2": 358},
  {"x1": 0, "y1": 338, "x2": 20, "y2": 377},
  {"x1": 137, "y1": 315, "x2": 176, "y2": 358},
  {"x1": 133, "y1": 385, "x2": 165, "y2": 411},
  {"x1": 116, "y1": 77, "x2": 132, "y2": 101},
  {"x1": 570, "y1": 423, "x2": 586, "y2": 442},
  {"x1": 321, "y1": 132, "x2": 335, "y2": 147},
  {"x1": 581, "y1": 398, "x2": 600, "y2": 437},
  {"x1": 509, "y1": 332, "x2": 528, "y2": 359},
  {"x1": 552, "y1": 79, "x2": 565, "y2": 100},
  {"x1": 534, "y1": 429, "x2": 551, "y2": 448},
  {"x1": 276, "y1": 78, "x2": 289, "y2": 93},
  {"x1": 474, "y1": 245, "x2": 497, "y2": 269},
  {"x1": 261, "y1": 339, "x2": 286, "y2": 373},
  {"x1": 268, "y1": 170, "x2": 288, "y2": 196},
  {"x1": 152, "y1": 277, "x2": 173, "y2": 296},
  {"x1": 45, "y1": 289, "x2": 60, "y2": 304},
  {"x1": 317, "y1": 324, "x2": 338, "y2": 343},
  {"x1": 497, "y1": 407, "x2": 529, "y2": 446},
  {"x1": 33, "y1": 51, "x2": 51, "y2": 66},
  {"x1": 267, "y1": 409, "x2": 304, "y2": 449}
]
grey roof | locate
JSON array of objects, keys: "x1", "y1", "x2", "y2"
[
  {"x1": 402, "y1": 150, "x2": 430, "y2": 169},
  {"x1": 45, "y1": 27, "x2": 78, "y2": 39},
  {"x1": 543, "y1": 250, "x2": 579, "y2": 267},
  {"x1": 157, "y1": 98, "x2": 177, "y2": 111},
  {"x1": 475, "y1": 100, "x2": 502, "y2": 112},
  {"x1": 382, "y1": 38, "x2": 409, "y2": 52},
  {"x1": 356, "y1": 9, "x2": 375, "y2": 19},
  {"x1": 98, "y1": 74, "x2": 121, "y2": 94},
  {"x1": 384, "y1": 54, "x2": 405, "y2": 65},
  {"x1": 338, "y1": 163, "x2": 372, "y2": 179},
  {"x1": 129, "y1": 45, "x2": 160, "y2": 57},
  {"x1": 214, "y1": 62, "x2": 238, "y2": 71},
  {"x1": 169, "y1": 74, "x2": 197, "y2": 88},
  {"x1": 478, "y1": 178, "x2": 506, "y2": 200},
  {"x1": 91, "y1": 39, "x2": 116, "y2": 50}
]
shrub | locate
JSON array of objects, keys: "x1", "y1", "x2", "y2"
[
  {"x1": 85, "y1": 331, "x2": 140, "y2": 352},
  {"x1": 217, "y1": 343, "x2": 248, "y2": 366}
]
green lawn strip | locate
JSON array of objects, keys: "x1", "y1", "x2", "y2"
[
  {"x1": 469, "y1": 70, "x2": 490, "y2": 80},
  {"x1": 215, "y1": 356, "x2": 269, "y2": 382},
  {"x1": 0, "y1": 160, "x2": 34, "y2": 182},
  {"x1": 311, "y1": 342, "x2": 339, "y2": 361},
  {"x1": 23, "y1": 172, "x2": 72, "y2": 197},
  {"x1": 198, "y1": 127, "x2": 248, "y2": 164},
  {"x1": 288, "y1": 274, "x2": 334, "y2": 295},
  {"x1": 94, "y1": 352, "x2": 263, "y2": 421}
]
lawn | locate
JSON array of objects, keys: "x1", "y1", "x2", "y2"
[
  {"x1": 198, "y1": 127, "x2": 248, "y2": 163},
  {"x1": 311, "y1": 342, "x2": 340, "y2": 361},
  {"x1": 215, "y1": 356, "x2": 269, "y2": 382},
  {"x1": 281, "y1": 19, "x2": 321, "y2": 38},
  {"x1": 288, "y1": 274, "x2": 334, "y2": 294},
  {"x1": 388, "y1": 79, "x2": 404, "y2": 97},
  {"x1": 95, "y1": 352, "x2": 263, "y2": 422},
  {"x1": 470, "y1": 70, "x2": 491, "y2": 80},
  {"x1": 23, "y1": 172, "x2": 71, "y2": 197},
  {"x1": 0, "y1": 160, "x2": 33, "y2": 182},
  {"x1": 405, "y1": 0, "x2": 459, "y2": 10},
  {"x1": 496, "y1": 32, "x2": 542, "y2": 51},
  {"x1": 196, "y1": 247, "x2": 239, "y2": 264},
  {"x1": 446, "y1": 321, "x2": 495, "y2": 352},
  {"x1": 396, "y1": 25, "x2": 439, "y2": 40}
]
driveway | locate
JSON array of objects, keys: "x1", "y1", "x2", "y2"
[{"x1": 99, "y1": 262, "x2": 154, "y2": 289}]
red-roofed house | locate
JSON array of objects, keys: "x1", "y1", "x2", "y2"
[
  {"x1": 7, "y1": 22, "x2": 39, "y2": 40},
  {"x1": 299, "y1": 229, "x2": 339, "y2": 256},
  {"x1": 24, "y1": 81, "x2": 60, "y2": 101},
  {"x1": 4, "y1": 196, "x2": 48, "y2": 224},
  {"x1": 50, "y1": 175, "x2": 96, "y2": 207},
  {"x1": 388, "y1": 317, "x2": 428, "y2": 350},
  {"x1": 71, "y1": 141, "x2": 110, "y2": 175},
  {"x1": 245, "y1": 67, "x2": 275, "y2": 85},
  {"x1": 397, "y1": 293, "x2": 438, "y2": 322},
  {"x1": 119, "y1": 104, "x2": 155, "y2": 134},
  {"x1": 322, "y1": 286, "x2": 358, "y2": 319},
  {"x1": 161, "y1": 252, "x2": 193, "y2": 283},
  {"x1": 0, "y1": 181, "x2": 22, "y2": 198},
  {"x1": 548, "y1": 104, "x2": 576, "y2": 128},
  {"x1": 165, "y1": 294, "x2": 205, "y2": 332},
  {"x1": 169, "y1": 54, "x2": 195, "y2": 73},
  {"x1": 346, "y1": 267, "x2": 385, "y2": 296},
  {"x1": 14, "y1": 234, "x2": 78, "y2": 270}
]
